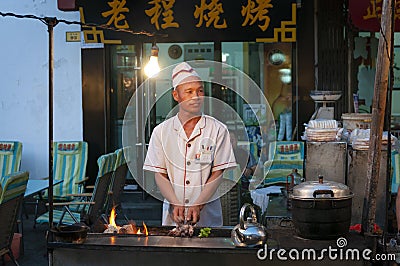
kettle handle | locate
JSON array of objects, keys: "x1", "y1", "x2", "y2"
[{"x1": 239, "y1": 203, "x2": 257, "y2": 229}]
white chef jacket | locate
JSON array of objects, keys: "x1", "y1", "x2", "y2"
[{"x1": 144, "y1": 114, "x2": 237, "y2": 226}]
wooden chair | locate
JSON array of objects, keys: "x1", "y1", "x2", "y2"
[{"x1": 0, "y1": 171, "x2": 29, "y2": 266}]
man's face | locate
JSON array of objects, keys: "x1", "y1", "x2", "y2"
[{"x1": 173, "y1": 77, "x2": 205, "y2": 115}]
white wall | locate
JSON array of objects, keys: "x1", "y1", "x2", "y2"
[{"x1": 0, "y1": 1, "x2": 82, "y2": 179}]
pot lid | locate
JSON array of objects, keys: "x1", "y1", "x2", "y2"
[{"x1": 292, "y1": 175, "x2": 353, "y2": 199}]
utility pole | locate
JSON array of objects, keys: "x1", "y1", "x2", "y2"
[
  {"x1": 46, "y1": 17, "x2": 58, "y2": 227},
  {"x1": 361, "y1": 0, "x2": 393, "y2": 234}
]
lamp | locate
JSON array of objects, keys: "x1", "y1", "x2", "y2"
[
  {"x1": 144, "y1": 44, "x2": 160, "y2": 78},
  {"x1": 279, "y1": 68, "x2": 291, "y2": 84}
]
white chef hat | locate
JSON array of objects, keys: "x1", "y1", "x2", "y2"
[{"x1": 172, "y1": 62, "x2": 201, "y2": 89}]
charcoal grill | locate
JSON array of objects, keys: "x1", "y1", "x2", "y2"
[
  {"x1": 47, "y1": 226, "x2": 267, "y2": 266},
  {"x1": 47, "y1": 222, "x2": 371, "y2": 266}
]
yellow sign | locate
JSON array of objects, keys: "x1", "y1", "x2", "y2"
[
  {"x1": 256, "y1": 3, "x2": 296, "y2": 43},
  {"x1": 66, "y1": 32, "x2": 81, "y2": 42}
]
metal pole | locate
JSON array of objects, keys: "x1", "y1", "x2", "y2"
[
  {"x1": 46, "y1": 17, "x2": 58, "y2": 228},
  {"x1": 361, "y1": 0, "x2": 393, "y2": 234}
]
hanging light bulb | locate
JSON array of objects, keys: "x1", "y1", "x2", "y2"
[
  {"x1": 279, "y1": 68, "x2": 291, "y2": 84},
  {"x1": 144, "y1": 44, "x2": 160, "y2": 78}
]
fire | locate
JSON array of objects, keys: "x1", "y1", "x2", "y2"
[
  {"x1": 142, "y1": 221, "x2": 148, "y2": 236},
  {"x1": 109, "y1": 207, "x2": 117, "y2": 228},
  {"x1": 104, "y1": 207, "x2": 148, "y2": 236}
]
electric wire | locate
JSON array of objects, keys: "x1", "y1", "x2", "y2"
[{"x1": 0, "y1": 11, "x2": 158, "y2": 37}]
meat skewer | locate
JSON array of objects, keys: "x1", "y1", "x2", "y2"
[{"x1": 168, "y1": 222, "x2": 195, "y2": 237}]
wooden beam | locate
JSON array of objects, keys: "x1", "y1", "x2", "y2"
[{"x1": 361, "y1": 0, "x2": 393, "y2": 234}]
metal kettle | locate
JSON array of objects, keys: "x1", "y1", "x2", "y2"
[{"x1": 231, "y1": 203, "x2": 267, "y2": 247}]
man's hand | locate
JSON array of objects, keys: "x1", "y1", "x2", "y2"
[
  {"x1": 171, "y1": 205, "x2": 186, "y2": 224},
  {"x1": 186, "y1": 205, "x2": 203, "y2": 224}
]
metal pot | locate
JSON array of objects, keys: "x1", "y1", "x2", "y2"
[
  {"x1": 291, "y1": 175, "x2": 353, "y2": 239},
  {"x1": 50, "y1": 224, "x2": 90, "y2": 244}
]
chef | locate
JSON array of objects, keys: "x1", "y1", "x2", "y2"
[{"x1": 143, "y1": 62, "x2": 236, "y2": 227}]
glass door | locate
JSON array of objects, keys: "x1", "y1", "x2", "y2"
[
  {"x1": 109, "y1": 45, "x2": 141, "y2": 184},
  {"x1": 110, "y1": 45, "x2": 139, "y2": 150}
]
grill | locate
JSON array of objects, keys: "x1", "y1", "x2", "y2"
[
  {"x1": 47, "y1": 226, "x2": 258, "y2": 266},
  {"x1": 47, "y1": 218, "x2": 372, "y2": 266}
]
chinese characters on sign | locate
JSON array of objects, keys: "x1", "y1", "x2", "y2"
[
  {"x1": 102, "y1": 0, "x2": 130, "y2": 29},
  {"x1": 256, "y1": 3, "x2": 296, "y2": 42},
  {"x1": 241, "y1": 0, "x2": 273, "y2": 31},
  {"x1": 79, "y1": 0, "x2": 297, "y2": 43},
  {"x1": 363, "y1": 0, "x2": 400, "y2": 21},
  {"x1": 66, "y1": 32, "x2": 81, "y2": 42},
  {"x1": 145, "y1": 0, "x2": 180, "y2": 30},
  {"x1": 192, "y1": 0, "x2": 274, "y2": 31},
  {"x1": 194, "y1": 0, "x2": 227, "y2": 29},
  {"x1": 145, "y1": 0, "x2": 282, "y2": 31},
  {"x1": 363, "y1": 0, "x2": 382, "y2": 20},
  {"x1": 349, "y1": 0, "x2": 400, "y2": 32}
]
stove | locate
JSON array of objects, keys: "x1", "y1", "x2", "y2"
[
  {"x1": 47, "y1": 222, "x2": 370, "y2": 266},
  {"x1": 47, "y1": 226, "x2": 262, "y2": 266}
]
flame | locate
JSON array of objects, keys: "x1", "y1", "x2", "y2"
[
  {"x1": 143, "y1": 221, "x2": 148, "y2": 236},
  {"x1": 105, "y1": 207, "x2": 148, "y2": 236},
  {"x1": 109, "y1": 207, "x2": 117, "y2": 228}
]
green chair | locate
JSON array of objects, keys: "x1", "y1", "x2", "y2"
[
  {"x1": 36, "y1": 152, "x2": 116, "y2": 226},
  {"x1": 108, "y1": 148, "x2": 129, "y2": 211},
  {"x1": 0, "y1": 171, "x2": 29, "y2": 266},
  {"x1": 33, "y1": 141, "x2": 88, "y2": 226},
  {"x1": 0, "y1": 141, "x2": 22, "y2": 179},
  {"x1": 50, "y1": 141, "x2": 89, "y2": 200}
]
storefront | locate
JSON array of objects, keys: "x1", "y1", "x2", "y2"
[
  {"x1": 42, "y1": 1, "x2": 400, "y2": 262},
  {"x1": 77, "y1": 0, "x2": 318, "y2": 181},
  {"x1": 75, "y1": 0, "x2": 400, "y2": 222}
]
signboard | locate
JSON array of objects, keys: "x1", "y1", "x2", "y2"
[
  {"x1": 349, "y1": 0, "x2": 400, "y2": 32},
  {"x1": 66, "y1": 31, "x2": 81, "y2": 42},
  {"x1": 78, "y1": 0, "x2": 297, "y2": 44}
]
